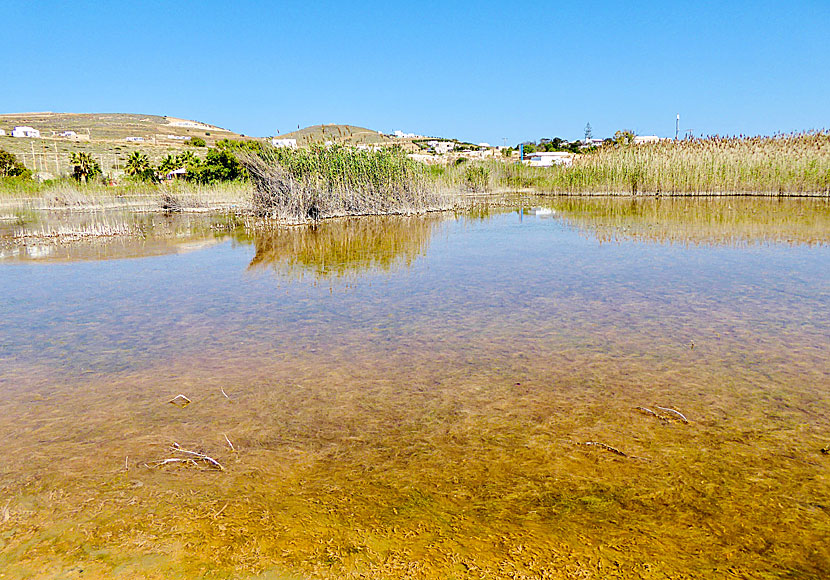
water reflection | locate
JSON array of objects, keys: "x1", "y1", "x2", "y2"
[
  {"x1": 246, "y1": 215, "x2": 445, "y2": 278},
  {"x1": 0, "y1": 211, "x2": 239, "y2": 262},
  {"x1": 0, "y1": 198, "x2": 828, "y2": 578},
  {"x1": 3, "y1": 197, "x2": 828, "y2": 266},
  {"x1": 543, "y1": 195, "x2": 830, "y2": 246}
]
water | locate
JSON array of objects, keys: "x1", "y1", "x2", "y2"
[{"x1": 1, "y1": 198, "x2": 829, "y2": 579}]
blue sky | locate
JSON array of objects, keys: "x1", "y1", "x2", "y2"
[{"x1": 2, "y1": 1, "x2": 828, "y2": 144}]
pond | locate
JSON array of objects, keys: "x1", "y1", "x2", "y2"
[{"x1": 1, "y1": 197, "x2": 829, "y2": 579}]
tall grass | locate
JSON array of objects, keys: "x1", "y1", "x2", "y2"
[
  {"x1": 0, "y1": 178, "x2": 252, "y2": 212},
  {"x1": 500, "y1": 132, "x2": 830, "y2": 195},
  {"x1": 242, "y1": 145, "x2": 452, "y2": 221}
]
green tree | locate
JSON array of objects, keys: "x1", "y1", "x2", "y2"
[
  {"x1": 186, "y1": 148, "x2": 245, "y2": 183},
  {"x1": 585, "y1": 122, "x2": 593, "y2": 141},
  {"x1": 176, "y1": 151, "x2": 198, "y2": 167},
  {"x1": 69, "y1": 152, "x2": 102, "y2": 182},
  {"x1": 613, "y1": 130, "x2": 636, "y2": 146},
  {"x1": 0, "y1": 149, "x2": 32, "y2": 178},
  {"x1": 188, "y1": 137, "x2": 206, "y2": 147},
  {"x1": 124, "y1": 151, "x2": 155, "y2": 181},
  {"x1": 158, "y1": 154, "x2": 179, "y2": 174}
]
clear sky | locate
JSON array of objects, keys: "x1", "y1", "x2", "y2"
[{"x1": 2, "y1": 1, "x2": 828, "y2": 144}]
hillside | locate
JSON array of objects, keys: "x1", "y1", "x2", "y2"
[
  {"x1": 277, "y1": 124, "x2": 389, "y2": 147},
  {"x1": 277, "y1": 124, "x2": 426, "y2": 152},
  {"x1": 0, "y1": 112, "x2": 247, "y2": 179}
]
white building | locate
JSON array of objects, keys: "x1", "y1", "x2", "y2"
[
  {"x1": 633, "y1": 135, "x2": 660, "y2": 144},
  {"x1": 431, "y1": 141, "x2": 457, "y2": 154},
  {"x1": 125, "y1": 136, "x2": 145, "y2": 142},
  {"x1": 0, "y1": 129, "x2": 5, "y2": 136},
  {"x1": 59, "y1": 130, "x2": 77, "y2": 138},
  {"x1": 271, "y1": 138, "x2": 297, "y2": 149},
  {"x1": 12, "y1": 126, "x2": 40, "y2": 138},
  {"x1": 392, "y1": 130, "x2": 422, "y2": 139},
  {"x1": 524, "y1": 152, "x2": 574, "y2": 167}
]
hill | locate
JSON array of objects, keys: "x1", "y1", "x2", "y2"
[
  {"x1": 0, "y1": 112, "x2": 248, "y2": 179},
  {"x1": 277, "y1": 124, "x2": 426, "y2": 152}
]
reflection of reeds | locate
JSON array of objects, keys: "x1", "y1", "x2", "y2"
[
  {"x1": 1, "y1": 212, "x2": 243, "y2": 262},
  {"x1": 246, "y1": 215, "x2": 443, "y2": 277},
  {"x1": 549, "y1": 196, "x2": 830, "y2": 246}
]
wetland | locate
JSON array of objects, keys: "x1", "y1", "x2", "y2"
[{"x1": 0, "y1": 196, "x2": 829, "y2": 579}]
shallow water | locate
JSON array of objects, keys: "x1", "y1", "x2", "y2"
[{"x1": 1, "y1": 197, "x2": 829, "y2": 579}]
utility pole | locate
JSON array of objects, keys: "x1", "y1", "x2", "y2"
[{"x1": 676, "y1": 114, "x2": 680, "y2": 141}]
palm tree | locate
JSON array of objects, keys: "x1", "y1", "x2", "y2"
[
  {"x1": 158, "y1": 154, "x2": 179, "y2": 174},
  {"x1": 176, "y1": 151, "x2": 198, "y2": 168},
  {"x1": 69, "y1": 152, "x2": 101, "y2": 183},
  {"x1": 124, "y1": 151, "x2": 150, "y2": 176}
]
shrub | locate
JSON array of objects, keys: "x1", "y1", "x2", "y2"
[
  {"x1": 0, "y1": 149, "x2": 32, "y2": 179},
  {"x1": 464, "y1": 165, "x2": 490, "y2": 192}
]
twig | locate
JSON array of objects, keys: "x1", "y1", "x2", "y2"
[
  {"x1": 656, "y1": 406, "x2": 689, "y2": 423},
  {"x1": 634, "y1": 406, "x2": 668, "y2": 422},
  {"x1": 149, "y1": 457, "x2": 199, "y2": 468},
  {"x1": 223, "y1": 433, "x2": 236, "y2": 452},
  {"x1": 220, "y1": 387, "x2": 232, "y2": 402},
  {"x1": 213, "y1": 502, "x2": 229, "y2": 519},
  {"x1": 169, "y1": 394, "x2": 191, "y2": 408},
  {"x1": 581, "y1": 441, "x2": 628, "y2": 457},
  {"x1": 170, "y1": 442, "x2": 225, "y2": 470}
]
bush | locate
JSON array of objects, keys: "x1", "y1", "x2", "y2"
[
  {"x1": 0, "y1": 149, "x2": 32, "y2": 179},
  {"x1": 464, "y1": 165, "x2": 490, "y2": 192},
  {"x1": 189, "y1": 137, "x2": 206, "y2": 147}
]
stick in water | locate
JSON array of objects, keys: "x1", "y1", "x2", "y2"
[
  {"x1": 656, "y1": 406, "x2": 689, "y2": 423},
  {"x1": 581, "y1": 441, "x2": 628, "y2": 457},
  {"x1": 223, "y1": 433, "x2": 236, "y2": 452}
]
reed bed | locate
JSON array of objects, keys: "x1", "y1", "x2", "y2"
[
  {"x1": 504, "y1": 132, "x2": 830, "y2": 195},
  {"x1": 242, "y1": 146, "x2": 454, "y2": 221},
  {"x1": 0, "y1": 178, "x2": 253, "y2": 213}
]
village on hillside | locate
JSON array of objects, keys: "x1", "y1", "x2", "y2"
[{"x1": 0, "y1": 112, "x2": 667, "y2": 181}]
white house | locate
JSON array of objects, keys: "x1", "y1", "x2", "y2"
[
  {"x1": 125, "y1": 136, "x2": 145, "y2": 142},
  {"x1": 12, "y1": 126, "x2": 40, "y2": 138},
  {"x1": 0, "y1": 129, "x2": 5, "y2": 136},
  {"x1": 271, "y1": 138, "x2": 297, "y2": 149},
  {"x1": 59, "y1": 130, "x2": 77, "y2": 138},
  {"x1": 432, "y1": 141, "x2": 457, "y2": 154},
  {"x1": 524, "y1": 152, "x2": 574, "y2": 167},
  {"x1": 634, "y1": 135, "x2": 660, "y2": 144},
  {"x1": 164, "y1": 167, "x2": 187, "y2": 181}
]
